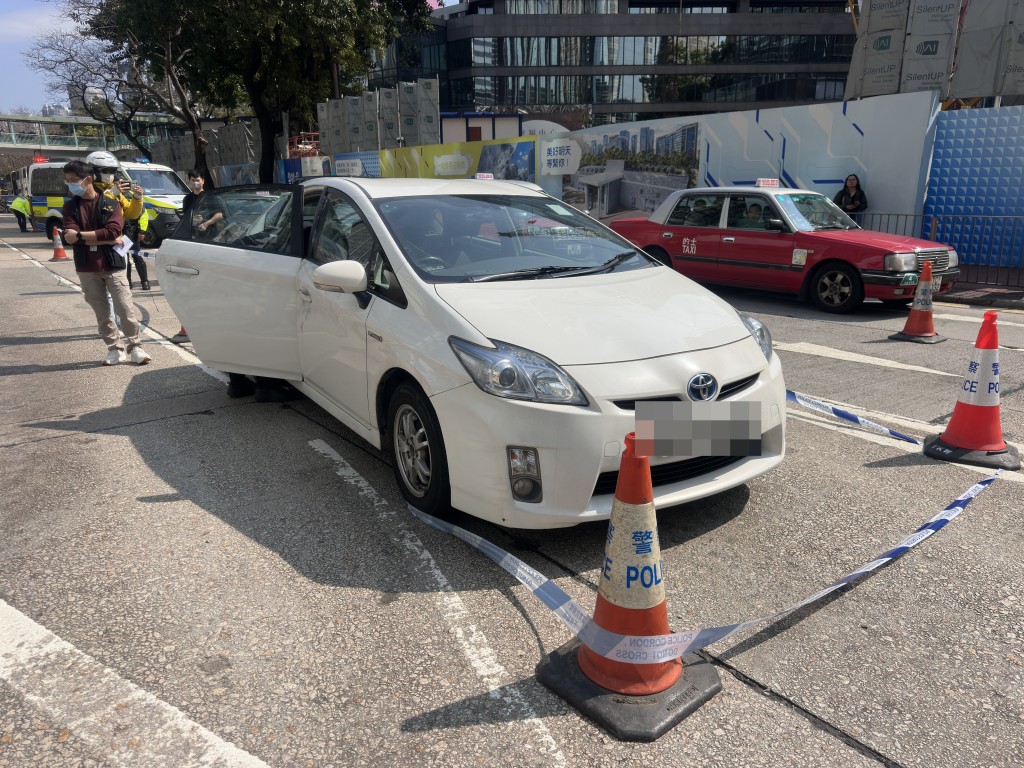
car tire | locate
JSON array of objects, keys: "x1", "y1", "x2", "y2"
[
  {"x1": 140, "y1": 228, "x2": 158, "y2": 248},
  {"x1": 46, "y1": 217, "x2": 62, "y2": 240},
  {"x1": 387, "y1": 383, "x2": 451, "y2": 517},
  {"x1": 810, "y1": 262, "x2": 863, "y2": 313},
  {"x1": 645, "y1": 246, "x2": 672, "y2": 267}
]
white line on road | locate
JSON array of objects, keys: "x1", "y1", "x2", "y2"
[
  {"x1": 787, "y1": 406, "x2": 1024, "y2": 484},
  {"x1": 933, "y1": 312, "x2": 1024, "y2": 330},
  {"x1": 0, "y1": 600, "x2": 271, "y2": 767},
  {"x1": 309, "y1": 439, "x2": 568, "y2": 765},
  {"x1": 774, "y1": 342, "x2": 961, "y2": 377}
]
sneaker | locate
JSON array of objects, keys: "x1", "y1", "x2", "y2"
[
  {"x1": 103, "y1": 349, "x2": 127, "y2": 366},
  {"x1": 128, "y1": 347, "x2": 152, "y2": 365},
  {"x1": 141, "y1": 280, "x2": 151, "y2": 290}
]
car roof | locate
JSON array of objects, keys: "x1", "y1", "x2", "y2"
[
  {"x1": 681, "y1": 186, "x2": 817, "y2": 196},
  {"x1": 302, "y1": 176, "x2": 550, "y2": 199}
]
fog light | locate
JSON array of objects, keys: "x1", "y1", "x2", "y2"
[{"x1": 508, "y1": 446, "x2": 542, "y2": 503}]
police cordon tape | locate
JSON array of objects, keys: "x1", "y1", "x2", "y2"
[
  {"x1": 409, "y1": 470, "x2": 999, "y2": 664},
  {"x1": 786, "y1": 389, "x2": 923, "y2": 445}
]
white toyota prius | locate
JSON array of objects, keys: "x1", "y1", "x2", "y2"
[{"x1": 157, "y1": 177, "x2": 786, "y2": 529}]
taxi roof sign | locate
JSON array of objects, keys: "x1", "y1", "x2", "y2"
[
  {"x1": 756, "y1": 178, "x2": 780, "y2": 188},
  {"x1": 474, "y1": 172, "x2": 495, "y2": 180}
]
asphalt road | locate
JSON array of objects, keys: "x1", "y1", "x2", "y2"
[{"x1": 1, "y1": 219, "x2": 1022, "y2": 768}]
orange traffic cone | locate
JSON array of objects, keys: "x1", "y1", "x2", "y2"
[
  {"x1": 577, "y1": 434, "x2": 681, "y2": 695},
  {"x1": 889, "y1": 261, "x2": 944, "y2": 343},
  {"x1": 170, "y1": 326, "x2": 189, "y2": 344},
  {"x1": 924, "y1": 311, "x2": 1020, "y2": 470},
  {"x1": 49, "y1": 227, "x2": 70, "y2": 262},
  {"x1": 536, "y1": 433, "x2": 721, "y2": 741}
]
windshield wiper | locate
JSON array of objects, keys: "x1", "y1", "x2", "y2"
[
  {"x1": 471, "y1": 265, "x2": 590, "y2": 282},
  {"x1": 565, "y1": 250, "x2": 639, "y2": 276}
]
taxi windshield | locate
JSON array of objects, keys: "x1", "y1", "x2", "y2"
[{"x1": 776, "y1": 193, "x2": 859, "y2": 232}]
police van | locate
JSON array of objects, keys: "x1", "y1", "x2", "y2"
[
  {"x1": 118, "y1": 160, "x2": 189, "y2": 246},
  {"x1": 16, "y1": 158, "x2": 188, "y2": 245},
  {"x1": 17, "y1": 160, "x2": 69, "y2": 238}
]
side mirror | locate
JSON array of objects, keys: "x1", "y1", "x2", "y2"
[
  {"x1": 312, "y1": 260, "x2": 371, "y2": 308},
  {"x1": 312, "y1": 260, "x2": 368, "y2": 293},
  {"x1": 765, "y1": 218, "x2": 787, "y2": 232}
]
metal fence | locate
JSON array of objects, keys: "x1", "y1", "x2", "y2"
[{"x1": 860, "y1": 212, "x2": 1024, "y2": 288}]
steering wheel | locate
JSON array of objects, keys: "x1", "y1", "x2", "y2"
[{"x1": 418, "y1": 256, "x2": 447, "y2": 272}]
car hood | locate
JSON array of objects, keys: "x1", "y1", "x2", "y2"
[
  {"x1": 433, "y1": 268, "x2": 750, "y2": 365},
  {"x1": 808, "y1": 229, "x2": 950, "y2": 252}
]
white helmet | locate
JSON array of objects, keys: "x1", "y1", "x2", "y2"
[{"x1": 85, "y1": 151, "x2": 120, "y2": 180}]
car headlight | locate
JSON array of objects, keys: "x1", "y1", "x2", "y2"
[
  {"x1": 948, "y1": 249, "x2": 958, "y2": 269},
  {"x1": 449, "y1": 337, "x2": 588, "y2": 406},
  {"x1": 739, "y1": 313, "x2": 773, "y2": 362},
  {"x1": 884, "y1": 252, "x2": 917, "y2": 272}
]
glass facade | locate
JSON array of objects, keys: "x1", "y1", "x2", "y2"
[
  {"x1": 506, "y1": 0, "x2": 617, "y2": 12},
  {"x1": 451, "y1": 34, "x2": 853, "y2": 68},
  {"x1": 451, "y1": 72, "x2": 846, "y2": 108},
  {"x1": 373, "y1": 0, "x2": 853, "y2": 123}
]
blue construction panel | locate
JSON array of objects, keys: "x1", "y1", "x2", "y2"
[{"x1": 927, "y1": 107, "x2": 1024, "y2": 268}]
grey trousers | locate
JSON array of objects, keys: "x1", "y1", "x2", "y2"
[{"x1": 79, "y1": 269, "x2": 142, "y2": 351}]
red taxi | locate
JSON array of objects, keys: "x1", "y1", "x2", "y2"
[{"x1": 609, "y1": 182, "x2": 959, "y2": 313}]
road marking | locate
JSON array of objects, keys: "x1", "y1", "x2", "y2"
[
  {"x1": 774, "y1": 342, "x2": 960, "y2": 377},
  {"x1": 933, "y1": 312, "x2": 1024, "y2": 329},
  {"x1": 309, "y1": 439, "x2": 567, "y2": 765},
  {"x1": 788, "y1": 408, "x2": 1024, "y2": 484},
  {"x1": 0, "y1": 600, "x2": 270, "y2": 767}
]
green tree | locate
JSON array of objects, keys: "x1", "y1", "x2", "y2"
[{"x1": 95, "y1": 0, "x2": 433, "y2": 182}]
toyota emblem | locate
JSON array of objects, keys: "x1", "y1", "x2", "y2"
[{"x1": 687, "y1": 373, "x2": 719, "y2": 401}]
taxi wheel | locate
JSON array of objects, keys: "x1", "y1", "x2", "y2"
[
  {"x1": 645, "y1": 246, "x2": 672, "y2": 267},
  {"x1": 387, "y1": 383, "x2": 451, "y2": 516},
  {"x1": 810, "y1": 263, "x2": 863, "y2": 313}
]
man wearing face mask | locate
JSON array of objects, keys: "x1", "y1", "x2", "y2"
[
  {"x1": 85, "y1": 151, "x2": 148, "y2": 289},
  {"x1": 61, "y1": 159, "x2": 151, "y2": 366}
]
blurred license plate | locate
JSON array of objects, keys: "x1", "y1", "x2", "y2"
[
  {"x1": 931, "y1": 275, "x2": 942, "y2": 291},
  {"x1": 634, "y1": 401, "x2": 762, "y2": 457}
]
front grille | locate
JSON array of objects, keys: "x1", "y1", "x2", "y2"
[
  {"x1": 917, "y1": 249, "x2": 950, "y2": 273},
  {"x1": 718, "y1": 372, "x2": 759, "y2": 399},
  {"x1": 593, "y1": 455, "x2": 743, "y2": 496},
  {"x1": 611, "y1": 373, "x2": 760, "y2": 411}
]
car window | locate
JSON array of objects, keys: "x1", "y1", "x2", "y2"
[
  {"x1": 311, "y1": 191, "x2": 366, "y2": 266},
  {"x1": 377, "y1": 194, "x2": 655, "y2": 284},
  {"x1": 310, "y1": 189, "x2": 405, "y2": 305},
  {"x1": 667, "y1": 194, "x2": 725, "y2": 228},
  {"x1": 186, "y1": 188, "x2": 295, "y2": 254},
  {"x1": 776, "y1": 192, "x2": 857, "y2": 231},
  {"x1": 726, "y1": 194, "x2": 773, "y2": 229}
]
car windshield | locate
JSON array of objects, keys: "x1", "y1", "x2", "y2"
[
  {"x1": 376, "y1": 194, "x2": 653, "y2": 283},
  {"x1": 127, "y1": 169, "x2": 189, "y2": 196},
  {"x1": 775, "y1": 192, "x2": 859, "y2": 231}
]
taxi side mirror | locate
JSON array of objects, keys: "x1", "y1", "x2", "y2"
[{"x1": 765, "y1": 218, "x2": 788, "y2": 232}]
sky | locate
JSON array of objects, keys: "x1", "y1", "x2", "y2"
[{"x1": 0, "y1": 0, "x2": 71, "y2": 114}]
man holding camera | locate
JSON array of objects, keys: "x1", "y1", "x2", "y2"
[
  {"x1": 61, "y1": 159, "x2": 151, "y2": 367},
  {"x1": 85, "y1": 151, "x2": 149, "y2": 289}
]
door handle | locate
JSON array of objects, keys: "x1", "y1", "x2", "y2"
[
  {"x1": 662, "y1": 232, "x2": 673, "y2": 239},
  {"x1": 722, "y1": 237, "x2": 735, "y2": 243},
  {"x1": 298, "y1": 288, "x2": 312, "y2": 302},
  {"x1": 164, "y1": 265, "x2": 199, "y2": 275}
]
